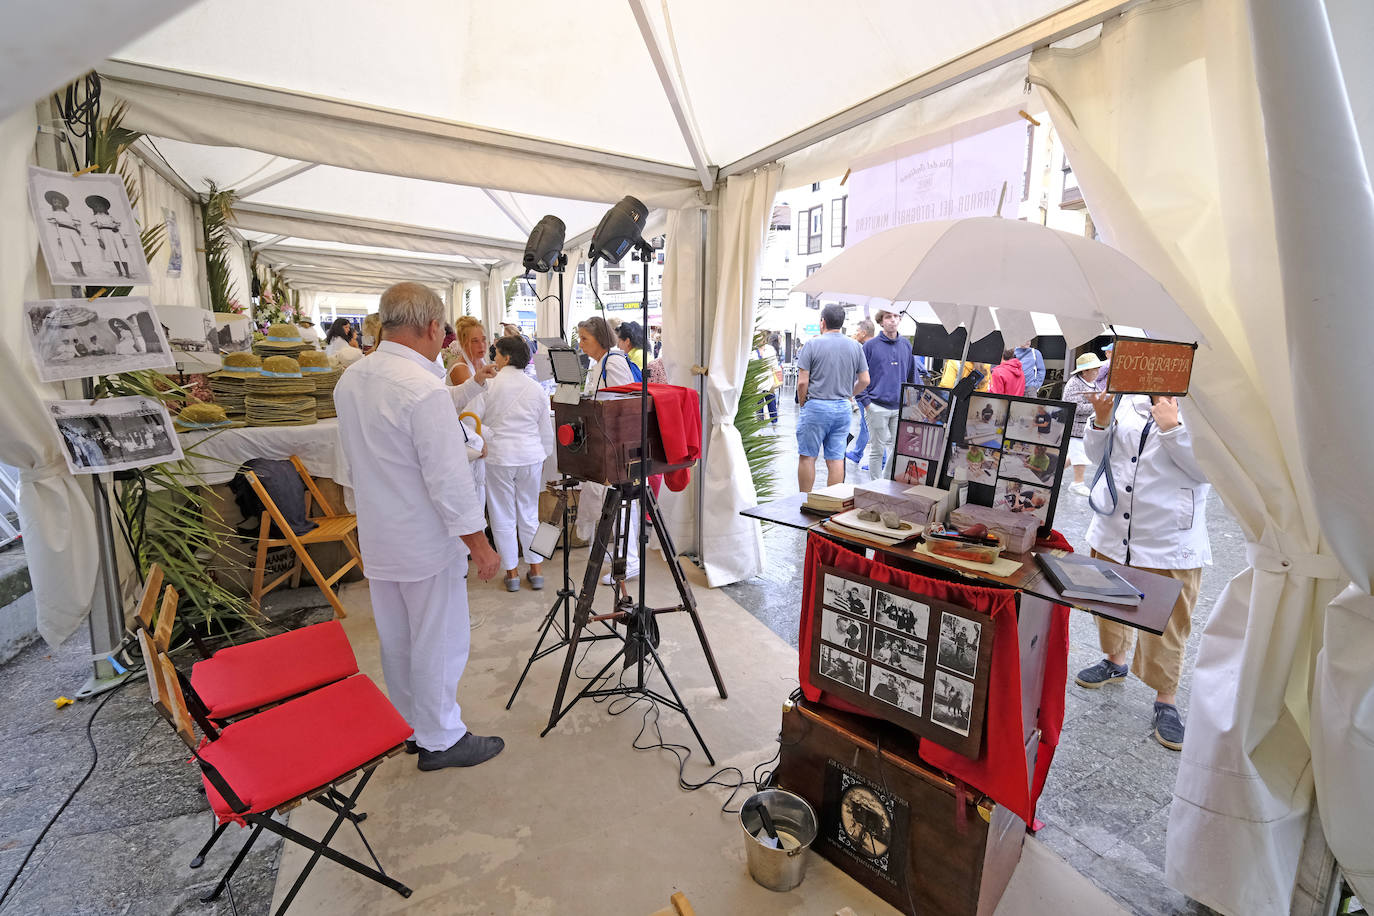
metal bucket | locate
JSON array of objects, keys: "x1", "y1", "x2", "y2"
[{"x1": 739, "y1": 789, "x2": 818, "y2": 892}]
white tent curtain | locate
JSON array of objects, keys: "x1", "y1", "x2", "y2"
[
  {"x1": 226, "y1": 237, "x2": 251, "y2": 314},
  {"x1": 698, "y1": 166, "x2": 778, "y2": 586},
  {"x1": 1029, "y1": 2, "x2": 1357, "y2": 911},
  {"x1": 1249, "y1": 0, "x2": 1374, "y2": 905},
  {"x1": 0, "y1": 107, "x2": 100, "y2": 645},
  {"x1": 133, "y1": 157, "x2": 206, "y2": 308}
]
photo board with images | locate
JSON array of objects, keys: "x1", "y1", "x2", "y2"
[
  {"x1": 889, "y1": 384, "x2": 953, "y2": 487},
  {"x1": 940, "y1": 391, "x2": 1074, "y2": 537},
  {"x1": 23, "y1": 297, "x2": 173, "y2": 383},
  {"x1": 809, "y1": 565, "x2": 994, "y2": 758},
  {"x1": 27, "y1": 166, "x2": 152, "y2": 287}
]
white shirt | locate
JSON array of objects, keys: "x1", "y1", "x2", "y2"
[
  {"x1": 334, "y1": 340, "x2": 487, "y2": 581},
  {"x1": 481, "y1": 366, "x2": 554, "y2": 467},
  {"x1": 1084, "y1": 395, "x2": 1212, "y2": 569},
  {"x1": 326, "y1": 337, "x2": 363, "y2": 367},
  {"x1": 583, "y1": 349, "x2": 635, "y2": 396},
  {"x1": 297, "y1": 324, "x2": 321, "y2": 343}
]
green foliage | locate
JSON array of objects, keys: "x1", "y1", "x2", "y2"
[
  {"x1": 733, "y1": 329, "x2": 782, "y2": 502},
  {"x1": 202, "y1": 183, "x2": 239, "y2": 313}
]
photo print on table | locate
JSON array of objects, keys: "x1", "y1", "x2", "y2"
[
  {"x1": 821, "y1": 608, "x2": 870, "y2": 654},
  {"x1": 23, "y1": 297, "x2": 172, "y2": 383},
  {"x1": 874, "y1": 590, "x2": 930, "y2": 640},
  {"x1": 48, "y1": 395, "x2": 182, "y2": 475},
  {"x1": 1005, "y1": 400, "x2": 1067, "y2": 444},
  {"x1": 822, "y1": 573, "x2": 873, "y2": 620},
  {"x1": 999, "y1": 439, "x2": 1061, "y2": 486},
  {"x1": 870, "y1": 667, "x2": 925, "y2": 718},
  {"x1": 931, "y1": 670, "x2": 975, "y2": 737},
  {"x1": 949, "y1": 443, "x2": 1000, "y2": 485},
  {"x1": 904, "y1": 385, "x2": 952, "y2": 424},
  {"x1": 872, "y1": 629, "x2": 927, "y2": 679},
  {"x1": 213, "y1": 314, "x2": 253, "y2": 354},
  {"x1": 27, "y1": 166, "x2": 152, "y2": 286},
  {"x1": 892, "y1": 455, "x2": 932, "y2": 487},
  {"x1": 937, "y1": 612, "x2": 982, "y2": 679},
  {"x1": 995, "y1": 478, "x2": 1052, "y2": 524},
  {"x1": 157, "y1": 305, "x2": 222, "y2": 372},
  {"x1": 818, "y1": 644, "x2": 868, "y2": 692},
  {"x1": 963, "y1": 395, "x2": 1008, "y2": 449},
  {"x1": 896, "y1": 421, "x2": 945, "y2": 460}
]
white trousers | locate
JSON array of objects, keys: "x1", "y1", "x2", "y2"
[
  {"x1": 865, "y1": 403, "x2": 899, "y2": 478},
  {"x1": 370, "y1": 560, "x2": 470, "y2": 752},
  {"x1": 576, "y1": 482, "x2": 641, "y2": 576},
  {"x1": 486, "y1": 461, "x2": 542, "y2": 569}
]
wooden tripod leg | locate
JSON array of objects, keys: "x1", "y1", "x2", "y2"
[
  {"x1": 645, "y1": 491, "x2": 727, "y2": 699},
  {"x1": 544, "y1": 487, "x2": 620, "y2": 734}
]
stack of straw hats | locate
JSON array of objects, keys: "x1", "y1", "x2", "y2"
[
  {"x1": 297, "y1": 350, "x2": 341, "y2": 419},
  {"x1": 206, "y1": 351, "x2": 262, "y2": 418},
  {"x1": 245, "y1": 355, "x2": 317, "y2": 427},
  {"x1": 253, "y1": 323, "x2": 315, "y2": 359},
  {"x1": 173, "y1": 402, "x2": 243, "y2": 434}
]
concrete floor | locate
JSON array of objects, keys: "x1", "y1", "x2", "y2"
[{"x1": 723, "y1": 395, "x2": 1242, "y2": 916}]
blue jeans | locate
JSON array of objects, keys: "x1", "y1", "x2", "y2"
[
  {"x1": 797, "y1": 399, "x2": 852, "y2": 460},
  {"x1": 848, "y1": 407, "x2": 869, "y2": 461}
]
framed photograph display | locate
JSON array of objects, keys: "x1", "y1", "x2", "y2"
[
  {"x1": 890, "y1": 384, "x2": 953, "y2": 486},
  {"x1": 941, "y1": 391, "x2": 1075, "y2": 537},
  {"x1": 47, "y1": 396, "x2": 182, "y2": 475},
  {"x1": 23, "y1": 297, "x2": 173, "y2": 383},
  {"x1": 809, "y1": 565, "x2": 994, "y2": 757},
  {"x1": 27, "y1": 166, "x2": 152, "y2": 286}
]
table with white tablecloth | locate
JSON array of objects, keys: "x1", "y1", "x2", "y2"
[{"x1": 177, "y1": 419, "x2": 345, "y2": 485}]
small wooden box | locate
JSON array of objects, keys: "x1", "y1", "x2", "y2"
[
  {"x1": 776, "y1": 700, "x2": 1030, "y2": 916},
  {"x1": 554, "y1": 392, "x2": 682, "y2": 484}
]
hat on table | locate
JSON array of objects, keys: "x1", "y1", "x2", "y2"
[
  {"x1": 246, "y1": 356, "x2": 314, "y2": 396},
  {"x1": 298, "y1": 350, "x2": 341, "y2": 419},
  {"x1": 253, "y1": 323, "x2": 314, "y2": 356},
  {"x1": 208, "y1": 351, "x2": 262, "y2": 378},
  {"x1": 173, "y1": 401, "x2": 243, "y2": 433},
  {"x1": 1073, "y1": 353, "x2": 1105, "y2": 374}
]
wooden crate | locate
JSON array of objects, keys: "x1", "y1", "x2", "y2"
[{"x1": 775, "y1": 699, "x2": 1032, "y2": 916}]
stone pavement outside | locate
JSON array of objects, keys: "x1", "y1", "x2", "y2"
[{"x1": 724, "y1": 394, "x2": 1241, "y2": 916}]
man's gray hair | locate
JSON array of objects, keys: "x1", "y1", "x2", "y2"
[
  {"x1": 856, "y1": 318, "x2": 876, "y2": 338},
  {"x1": 379, "y1": 282, "x2": 443, "y2": 332}
]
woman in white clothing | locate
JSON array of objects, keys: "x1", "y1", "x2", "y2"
[
  {"x1": 483, "y1": 336, "x2": 555, "y2": 592},
  {"x1": 324, "y1": 317, "x2": 363, "y2": 368},
  {"x1": 447, "y1": 316, "x2": 488, "y2": 387}
]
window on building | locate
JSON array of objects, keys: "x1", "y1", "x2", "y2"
[
  {"x1": 811, "y1": 182, "x2": 821, "y2": 192},
  {"x1": 830, "y1": 196, "x2": 847, "y2": 247},
  {"x1": 805, "y1": 263, "x2": 821, "y2": 309},
  {"x1": 798, "y1": 205, "x2": 823, "y2": 255},
  {"x1": 608, "y1": 272, "x2": 623, "y2": 292}
]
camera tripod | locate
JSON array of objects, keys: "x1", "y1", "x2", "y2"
[{"x1": 540, "y1": 477, "x2": 728, "y2": 763}]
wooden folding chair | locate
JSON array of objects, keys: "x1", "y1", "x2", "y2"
[
  {"x1": 247, "y1": 455, "x2": 363, "y2": 619},
  {"x1": 136, "y1": 605, "x2": 413, "y2": 914}
]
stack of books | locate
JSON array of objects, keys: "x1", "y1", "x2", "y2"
[{"x1": 803, "y1": 483, "x2": 854, "y2": 515}]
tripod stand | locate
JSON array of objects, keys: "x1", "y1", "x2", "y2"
[
  {"x1": 542, "y1": 478, "x2": 728, "y2": 763},
  {"x1": 505, "y1": 476, "x2": 620, "y2": 709}
]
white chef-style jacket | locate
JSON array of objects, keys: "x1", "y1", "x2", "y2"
[
  {"x1": 334, "y1": 340, "x2": 487, "y2": 580},
  {"x1": 1083, "y1": 395, "x2": 1212, "y2": 570},
  {"x1": 482, "y1": 366, "x2": 554, "y2": 467}
]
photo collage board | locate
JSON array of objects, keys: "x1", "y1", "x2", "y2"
[
  {"x1": 942, "y1": 392, "x2": 1075, "y2": 538},
  {"x1": 889, "y1": 384, "x2": 954, "y2": 488},
  {"x1": 810, "y1": 567, "x2": 995, "y2": 758}
]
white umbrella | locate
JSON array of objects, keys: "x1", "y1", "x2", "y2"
[{"x1": 793, "y1": 217, "x2": 1201, "y2": 353}]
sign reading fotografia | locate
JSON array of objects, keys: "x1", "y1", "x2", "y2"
[
  {"x1": 48, "y1": 396, "x2": 182, "y2": 475},
  {"x1": 23, "y1": 297, "x2": 173, "y2": 383},
  {"x1": 1105, "y1": 337, "x2": 1196, "y2": 396},
  {"x1": 809, "y1": 566, "x2": 994, "y2": 758},
  {"x1": 27, "y1": 166, "x2": 152, "y2": 287}
]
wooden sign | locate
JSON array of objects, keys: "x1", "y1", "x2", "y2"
[{"x1": 1105, "y1": 337, "x2": 1197, "y2": 396}]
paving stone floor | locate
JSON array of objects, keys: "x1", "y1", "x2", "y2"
[{"x1": 723, "y1": 395, "x2": 1244, "y2": 916}]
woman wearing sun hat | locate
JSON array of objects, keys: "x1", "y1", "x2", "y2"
[{"x1": 1063, "y1": 352, "x2": 1104, "y2": 495}]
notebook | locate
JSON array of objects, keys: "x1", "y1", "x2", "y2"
[{"x1": 1035, "y1": 552, "x2": 1143, "y2": 606}]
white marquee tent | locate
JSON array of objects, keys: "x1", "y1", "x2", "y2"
[{"x1": 0, "y1": 2, "x2": 1370, "y2": 915}]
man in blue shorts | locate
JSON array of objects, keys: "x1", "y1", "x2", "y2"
[{"x1": 796, "y1": 304, "x2": 869, "y2": 492}]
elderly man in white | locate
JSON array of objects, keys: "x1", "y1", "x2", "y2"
[{"x1": 334, "y1": 282, "x2": 505, "y2": 771}]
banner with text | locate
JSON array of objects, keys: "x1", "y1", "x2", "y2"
[{"x1": 846, "y1": 109, "x2": 1031, "y2": 246}]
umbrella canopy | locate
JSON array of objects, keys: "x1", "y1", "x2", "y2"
[{"x1": 792, "y1": 216, "x2": 1201, "y2": 348}]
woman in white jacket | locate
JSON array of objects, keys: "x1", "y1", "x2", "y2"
[
  {"x1": 1074, "y1": 393, "x2": 1211, "y2": 751},
  {"x1": 483, "y1": 335, "x2": 555, "y2": 592}
]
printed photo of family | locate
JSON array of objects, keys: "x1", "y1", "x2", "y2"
[
  {"x1": 822, "y1": 574, "x2": 872, "y2": 620},
  {"x1": 874, "y1": 590, "x2": 930, "y2": 641},
  {"x1": 821, "y1": 608, "x2": 869, "y2": 653},
  {"x1": 872, "y1": 629, "x2": 927, "y2": 679},
  {"x1": 24, "y1": 298, "x2": 172, "y2": 383},
  {"x1": 28, "y1": 166, "x2": 152, "y2": 286},
  {"x1": 819, "y1": 644, "x2": 867, "y2": 692},
  {"x1": 870, "y1": 667, "x2": 924, "y2": 718}
]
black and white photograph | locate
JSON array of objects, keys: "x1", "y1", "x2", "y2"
[
  {"x1": 821, "y1": 608, "x2": 869, "y2": 653},
  {"x1": 48, "y1": 396, "x2": 182, "y2": 475},
  {"x1": 872, "y1": 629, "x2": 927, "y2": 679},
  {"x1": 157, "y1": 305, "x2": 222, "y2": 371},
  {"x1": 874, "y1": 590, "x2": 930, "y2": 640},
  {"x1": 963, "y1": 395, "x2": 1008, "y2": 448},
  {"x1": 996, "y1": 478, "x2": 1052, "y2": 524},
  {"x1": 999, "y1": 439, "x2": 1060, "y2": 486},
  {"x1": 949, "y1": 443, "x2": 1000, "y2": 485},
  {"x1": 904, "y1": 385, "x2": 951, "y2": 424},
  {"x1": 822, "y1": 573, "x2": 872, "y2": 619},
  {"x1": 23, "y1": 297, "x2": 172, "y2": 383},
  {"x1": 870, "y1": 667, "x2": 925, "y2": 717},
  {"x1": 1006, "y1": 400, "x2": 1067, "y2": 444},
  {"x1": 931, "y1": 670, "x2": 975, "y2": 737},
  {"x1": 818, "y1": 644, "x2": 867, "y2": 692},
  {"x1": 892, "y1": 455, "x2": 931, "y2": 487},
  {"x1": 937, "y1": 612, "x2": 983, "y2": 679},
  {"x1": 27, "y1": 166, "x2": 152, "y2": 286},
  {"x1": 213, "y1": 314, "x2": 253, "y2": 354}
]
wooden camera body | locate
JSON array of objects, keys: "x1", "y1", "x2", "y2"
[{"x1": 554, "y1": 392, "x2": 682, "y2": 485}]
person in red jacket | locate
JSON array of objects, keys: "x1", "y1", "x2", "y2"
[{"x1": 989, "y1": 348, "x2": 1026, "y2": 396}]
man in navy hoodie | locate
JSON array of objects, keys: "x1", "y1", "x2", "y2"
[{"x1": 856, "y1": 309, "x2": 917, "y2": 478}]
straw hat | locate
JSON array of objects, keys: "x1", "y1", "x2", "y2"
[
  {"x1": 173, "y1": 401, "x2": 243, "y2": 433},
  {"x1": 1072, "y1": 353, "x2": 1105, "y2": 374},
  {"x1": 253, "y1": 322, "x2": 315, "y2": 356},
  {"x1": 208, "y1": 351, "x2": 262, "y2": 378},
  {"x1": 245, "y1": 394, "x2": 318, "y2": 427}
]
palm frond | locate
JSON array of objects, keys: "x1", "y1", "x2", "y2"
[{"x1": 203, "y1": 182, "x2": 240, "y2": 313}]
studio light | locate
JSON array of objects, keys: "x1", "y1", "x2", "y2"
[
  {"x1": 523, "y1": 214, "x2": 566, "y2": 273},
  {"x1": 587, "y1": 195, "x2": 649, "y2": 265}
]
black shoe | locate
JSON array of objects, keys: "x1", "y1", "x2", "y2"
[
  {"x1": 1153, "y1": 702, "x2": 1185, "y2": 751},
  {"x1": 1074, "y1": 658, "x2": 1129, "y2": 689},
  {"x1": 404, "y1": 739, "x2": 418, "y2": 755},
  {"x1": 416, "y1": 732, "x2": 505, "y2": 771}
]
